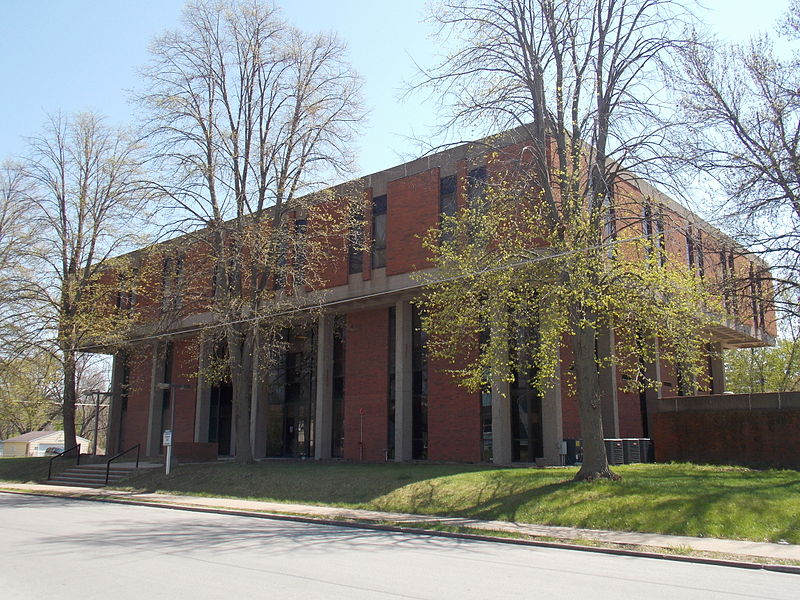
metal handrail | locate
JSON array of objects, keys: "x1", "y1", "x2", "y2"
[
  {"x1": 105, "y1": 444, "x2": 140, "y2": 485},
  {"x1": 47, "y1": 443, "x2": 81, "y2": 480}
]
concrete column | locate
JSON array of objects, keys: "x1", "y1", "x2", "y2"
[
  {"x1": 145, "y1": 342, "x2": 164, "y2": 457},
  {"x1": 541, "y1": 360, "x2": 563, "y2": 466},
  {"x1": 315, "y1": 314, "x2": 334, "y2": 460},
  {"x1": 489, "y1": 312, "x2": 512, "y2": 466},
  {"x1": 598, "y1": 328, "x2": 620, "y2": 438},
  {"x1": 394, "y1": 299, "x2": 413, "y2": 462},
  {"x1": 106, "y1": 353, "x2": 125, "y2": 455},
  {"x1": 709, "y1": 342, "x2": 725, "y2": 394},
  {"x1": 193, "y1": 339, "x2": 209, "y2": 443}
]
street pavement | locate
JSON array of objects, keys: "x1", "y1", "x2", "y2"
[
  {"x1": 0, "y1": 492, "x2": 797, "y2": 599},
  {"x1": 3, "y1": 480, "x2": 800, "y2": 564}
]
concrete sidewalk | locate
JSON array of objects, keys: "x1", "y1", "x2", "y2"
[{"x1": 2, "y1": 480, "x2": 799, "y2": 568}]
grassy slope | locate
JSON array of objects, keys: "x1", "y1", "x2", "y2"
[
  {"x1": 2, "y1": 458, "x2": 798, "y2": 543},
  {"x1": 119, "y1": 461, "x2": 800, "y2": 544},
  {"x1": 0, "y1": 457, "x2": 52, "y2": 482}
]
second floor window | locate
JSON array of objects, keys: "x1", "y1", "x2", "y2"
[
  {"x1": 161, "y1": 256, "x2": 183, "y2": 312},
  {"x1": 348, "y1": 211, "x2": 365, "y2": 275},
  {"x1": 372, "y1": 195, "x2": 387, "y2": 269},
  {"x1": 439, "y1": 175, "x2": 457, "y2": 242},
  {"x1": 467, "y1": 166, "x2": 487, "y2": 210}
]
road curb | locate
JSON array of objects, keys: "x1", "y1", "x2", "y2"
[{"x1": 2, "y1": 487, "x2": 798, "y2": 575}]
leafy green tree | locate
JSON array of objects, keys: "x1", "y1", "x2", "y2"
[
  {"x1": 726, "y1": 338, "x2": 800, "y2": 394},
  {"x1": 0, "y1": 352, "x2": 62, "y2": 440},
  {"x1": 23, "y1": 112, "x2": 151, "y2": 455}
]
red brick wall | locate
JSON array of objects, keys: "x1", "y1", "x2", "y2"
[
  {"x1": 307, "y1": 197, "x2": 349, "y2": 288},
  {"x1": 560, "y1": 342, "x2": 581, "y2": 439},
  {"x1": 654, "y1": 408, "x2": 800, "y2": 469},
  {"x1": 428, "y1": 354, "x2": 481, "y2": 462},
  {"x1": 171, "y1": 338, "x2": 199, "y2": 445},
  {"x1": 122, "y1": 346, "x2": 154, "y2": 452},
  {"x1": 387, "y1": 168, "x2": 440, "y2": 275},
  {"x1": 343, "y1": 308, "x2": 389, "y2": 461}
]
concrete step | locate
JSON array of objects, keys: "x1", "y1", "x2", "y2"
[{"x1": 49, "y1": 464, "x2": 137, "y2": 488}]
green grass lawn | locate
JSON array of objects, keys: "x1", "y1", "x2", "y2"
[
  {"x1": 2, "y1": 457, "x2": 798, "y2": 544},
  {"x1": 118, "y1": 461, "x2": 800, "y2": 544},
  {"x1": 0, "y1": 457, "x2": 53, "y2": 482}
]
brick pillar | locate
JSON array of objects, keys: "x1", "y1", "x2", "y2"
[
  {"x1": 709, "y1": 342, "x2": 725, "y2": 394},
  {"x1": 315, "y1": 314, "x2": 334, "y2": 459},
  {"x1": 106, "y1": 353, "x2": 125, "y2": 455},
  {"x1": 394, "y1": 299, "x2": 413, "y2": 462},
  {"x1": 193, "y1": 339, "x2": 209, "y2": 443},
  {"x1": 146, "y1": 341, "x2": 164, "y2": 457}
]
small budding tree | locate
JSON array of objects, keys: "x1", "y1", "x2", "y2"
[
  {"x1": 23, "y1": 112, "x2": 151, "y2": 455},
  {"x1": 417, "y1": 0, "x2": 719, "y2": 480},
  {"x1": 418, "y1": 165, "x2": 719, "y2": 480}
]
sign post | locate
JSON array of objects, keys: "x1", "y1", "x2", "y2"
[
  {"x1": 163, "y1": 429, "x2": 173, "y2": 475},
  {"x1": 157, "y1": 382, "x2": 190, "y2": 475}
]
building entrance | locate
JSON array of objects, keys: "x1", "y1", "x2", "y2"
[
  {"x1": 209, "y1": 382, "x2": 233, "y2": 456},
  {"x1": 266, "y1": 330, "x2": 316, "y2": 458}
]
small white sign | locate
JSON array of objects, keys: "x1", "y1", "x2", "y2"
[{"x1": 162, "y1": 429, "x2": 173, "y2": 447}]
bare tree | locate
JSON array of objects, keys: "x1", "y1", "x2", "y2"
[
  {"x1": 0, "y1": 163, "x2": 37, "y2": 360},
  {"x1": 675, "y1": 2, "x2": 800, "y2": 321},
  {"x1": 23, "y1": 112, "x2": 151, "y2": 455},
  {"x1": 140, "y1": 0, "x2": 365, "y2": 463},
  {"x1": 417, "y1": 0, "x2": 703, "y2": 480}
]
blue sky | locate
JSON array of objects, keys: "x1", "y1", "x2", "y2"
[{"x1": 0, "y1": 0, "x2": 790, "y2": 177}]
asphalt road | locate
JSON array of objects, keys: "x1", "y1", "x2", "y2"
[{"x1": 0, "y1": 492, "x2": 796, "y2": 599}]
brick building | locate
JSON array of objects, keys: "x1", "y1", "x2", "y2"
[{"x1": 102, "y1": 130, "x2": 775, "y2": 466}]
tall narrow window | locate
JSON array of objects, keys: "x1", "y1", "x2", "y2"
[
  {"x1": 439, "y1": 174, "x2": 457, "y2": 234},
  {"x1": 331, "y1": 321, "x2": 345, "y2": 458},
  {"x1": 655, "y1": 209, "x2": 666, "y2": 265},
  {"x1": 643, "y1": 203, "x2": 654, "y2": 258},
  {"x1": 161, "y1": 256, "x2": 184, "y2": 312},
  {"x1": 603, "y1": 197, "x2": 617, "y2": 257},
  {"x1": 294, "y1": 218, "x2": 308, "y2": 285},
  {"x1": 696, "y1": 230, "x2": 706, "y2": 278},
  {"x1": 467, "y1": 166, "x2": 487, "y2": 210},
  {"x1": 686, "y1": 227, "x2": 695, "y2": 268},
  {"x1": 371, "y1": 195, "x2": 387, "y2": 269},
  {"x1": 411, "y1": 304, "x2": 428, "y2": 460},
  {"x1": 348, "y1": 212, "x2": 364, "y2": 275},
  {"x1": 387, "y1": 307, "x2": 396, "y2": 460},
  {"x1": 749, "y1": 265, "x2": 761, "y2": 330}
]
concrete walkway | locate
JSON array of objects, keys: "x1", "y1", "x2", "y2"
[{"x1": 2, "y1": 480, "x2": 799, "y2": 567}]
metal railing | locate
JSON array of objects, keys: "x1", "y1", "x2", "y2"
[
  {"x1": 105, "y1": 444, "x2": 140, "y2": 485},
  {"x1": 47, "y1": 444, "x2": 81, "y2": 480}
]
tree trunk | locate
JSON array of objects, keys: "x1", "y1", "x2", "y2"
[
  {"x1": 572, "y1": 320, "x2": 618, "y2": 482},
  {"x1": 61, "y1": 348, "x2": 78, "y2": 456},
  {"x1": 228, "y1": 323, "x2": 255, "y2": 464}
]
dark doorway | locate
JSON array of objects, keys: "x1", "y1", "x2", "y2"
[
  {"x1": 209, "y1": 382, "x2": 233, "y2": 456},
  {"x1": 266, "y1": 329, "x2": 316, "y2": 458}
]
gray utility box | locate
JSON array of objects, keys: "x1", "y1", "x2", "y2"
[
  {"x1": 639, "y1": 438, "x2": 654, "y2": 463},
  {"x1": 622, "y1": 438, "x2": 642, "y2": 463},
  {"x1": 604, "y1": 439, "x2": 624, "y2": 465}
]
